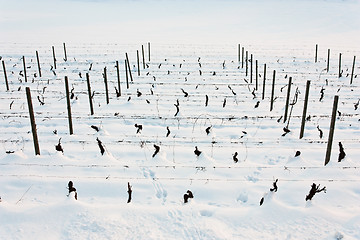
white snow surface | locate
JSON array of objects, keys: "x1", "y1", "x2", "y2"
[{"x1": 1, "y1": 0, "x2": 360, "y2": 239}]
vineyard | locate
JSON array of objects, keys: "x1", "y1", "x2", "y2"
[{"x1": 0, "y1": 42, "x2": 360, "y2": 239}]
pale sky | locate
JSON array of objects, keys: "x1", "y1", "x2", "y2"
[{"x1": 0, "y1": 0, "x2": 359, "y2": 46}]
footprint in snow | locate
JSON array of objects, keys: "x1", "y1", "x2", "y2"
[{"x1": 237, "y1": 192, "x2": 248, "y2": 203}]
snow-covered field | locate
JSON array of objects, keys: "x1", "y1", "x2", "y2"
[{"x1": 1, "y1": 0, "x2": 360, "y2": 239}]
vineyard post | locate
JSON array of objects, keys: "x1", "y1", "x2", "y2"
[
  {"x1": 63, "y1": 43, "x2": 67, "y2": 62},
  {"x1": 64, "y1": 76, "x2": 73, "y2": 135},
  {"x1": 125, "y1": 53, "x2": 134, "y2": 82},
  {"x1": 299, "y1": 80, "x2": 311, "y2": 139},
  {"x1": 22, "y1": 56, "x2": 28, "y2": 83},
  {"x1": 325, "y1": 95, "x2": 339, "y2": 166},
  {"x1": 86, "y1": 73, "x2": 94, "y2": 115},
  {"x1": 2, "y1": 60, "x2": 9, "y2": 91},
  {"x1": 52, "y1": 46, "x2": 56, "y2": 69},
  {"x1": 116, "y1": 60, "x2": 121, "y2": 96},
  {"x1": 142, "y1": 45, "x2": 145, "y2": 69},
  {"x1": 26, "y1": 87, "x2": 40, "y2": 155},
  {"x1": 125, "y1": 59, "x2": 129, "y2": 89},
  {"x1": 262, "y1": 64, "x2": 266, "y2": 100},
  {"x1": 255, "y1": 60, "x2": 258, "y2": 90},
  {"x1": 350, "y1": 56, "x2": 356, "y2": 84},
  {"x1": 137, "y1": 50, "x2": 140, "y2": 76},
  {"x1": 238, "y1": 44, "x2": 240, "y2": 62},
  {"x1": 241, "y1": 47, "x2": 244, "y2": 68},
  {"x1": 103, "y1": 67, "x2": 109, "y2": 104},
  {"x1": 270, "y1": 70, "x2": 276, "y2": 111},
  {"x1": 283, "y1": 77, "x2": 292, "y2": 123},
  {"x1": 338, "y1": 53, "x2": 342, "y2": 78},
  {"x1": 327, "y1": 49, "x2": 330, "y2": 72},
  {"x1": 315, "y1": 44, "x2": 318, "y2": 63},
  {"x1": 245, "y1": 51, "x2": 248, "y2": 76},
  {"x1": 250, "y1": 54, "x2": 253, "y2": 83},
  {"x1": 36, "y1": 51, "x2": 42, "y2": 77},
  {"x1": 148, "y1": 42, "x2": 150, "y2": 62}
]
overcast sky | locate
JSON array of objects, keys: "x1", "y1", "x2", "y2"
[{"x1": 0, "y1": 0, "x2": 359, "y2": 46}]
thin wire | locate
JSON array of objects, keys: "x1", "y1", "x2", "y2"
[{"x1": 0, "y1": 174, "x2": 359, "y2": 183}]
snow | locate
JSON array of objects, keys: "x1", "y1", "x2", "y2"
[{"x1": 1, "y1": 0, "x2": 360, "y2": 239}]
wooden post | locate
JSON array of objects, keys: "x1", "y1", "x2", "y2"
[
  {"x1": 52, "y1": 46, "x2": 56, "y2": 69},
  {"x1": 245, "y1": 51, "x2": 248, "y2": 76},
  {"x1": 299, "y1": 80, "x2": 311, "y2": 139},
  {"x1": 103, "y1": 67, "x2": 109, "y2": 104},
  {"x1": 325, "y1": 95, "x2": 339, "y2": 166},
  {"x1": 250, "y1": 54, "x2": 253, "y2": 83},
  {"x1": 283, "y1": 77, "x2": 292, "y2": 123},
  {"x1": 116, "y1": 60, "x2": 121, "y2": 96},
  {"x1": 63, "y1": 43, "x2": 67, "y2": 61},
  {"x1": 86, "y1": 73, "x2": 94, "y2": 115},
  {"x1": 255, "y1": 60, "x2": 258, "y2": 91},
  {"x1": 22, "y1": 56, "x2": 28, "y2": 83},
  {"x1": 2, "y1": 60, "x2": 9, "y2": 91},
  {"x1": 270, "y1": 70, "x2": 276, "y2": 111},
  {"x1": 262, "y1": 64, "x2": 266, "y2": 100},
  {"x1": 142, "y1": 45, "x2": 145, "y2": 69},
  {"x1": 125, "y1": 53, "x2": 134, "y2": 82},
  {"x1": 36, "y1": 51, "x2": 41, "y2": 77},
  {"x1": 137, "y1": 50, "x2": 140, "y2": 76},
  {"x1": 327, "y1": 49, "x2": 330, "y2": 72},
  {"x1": 238, "y1": 44, "x2": 240, "y2": 62},
  {"x1": 315, "y1": 44, "x2": 318, "y2": 63},
  {"x1": 338, "y1": 53, "x2": 342, "y2": 78},
  {"x1": 26, "y1": 87, "x2": 40, "y2": 155},
  {"x1": 241, "y1": 47, "x2": 244, "y2": 68},
  {"x1": 350, "y1": 56, "x2": 356, "y2": 84},
  {"x1": 125, "y1": 59, "x2": 129, "y2": 89},
  {"x1": 64, "y1": 76, "x2": 73, "y2": 135},
  {"x1": 148, "y1": 42, "x2": 151, "y2": 62}
]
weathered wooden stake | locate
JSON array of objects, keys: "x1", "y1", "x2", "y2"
[
  {"x1": 2, "y1": 60, "x2": 9, "y2": 91},
  {"x1": 270, "y1": 70, "x2": 276, "y2": 111},
  {"x1": 26, "y1": 87, "x2": 40, "y2": 155},
  {"x1": 22, "y1": 56, "x2": 28, "y2": 83},
  {"x1": 142, "y1": 45, "x2": 145, "y2": 69},
  {"x1": 241, "y1": 47, "x2": 244, "y2": 68},
  {"x1": 125, "y1": 53, "x2": 134, "y2": 82},
  {"x1": 338, "y1": 53, "x2": 342, "y2": 78},
  {"x1": 245, "y1": 51, "x2": 248, "y2": 76},
  {"x1": 250, "y1": 54, "x2": 253, "y2": 83},
  {"x1": 255, "y1": 60, "x2": 258, "y2": 91},
  {"x1": 283, "y1": 77, "x2": 292, "y2": 123},
  {"x1": 315, "y1": 44, "x2": 318, "y2": 63},
  {"x1": 63, "y1": 43, "x2": 67, "y2": 61},
  {"x1": 103, "y1": 67, "x2": 109, "y2": 104},
  {"x1": 148, "y1": 42, "x2": 151, "y2": 62},
  {"x1": 125, "y1": 59, "x2": 129, "y2": 89},
  {"x1": 325, "y1": 95, "x2": 339, "y2": 166},
  {"x1": 350, "y1": 56, "x2": 356, "y2": 84},
  {"x1": 262, "y1": 64, "x2": 266, "y2": 100},
  {"x1": 116, "y1": 60, "x2": 121, "y2": 96},
  {"x1": 86, "y1": 73, "x2": 94, "y2": 115},
  {"x1": 327, "y1": 49, "x2": 330, "y2": 72},
  {"x1": 299, "y1": 80, "x2": 311, "y2": 139},
  {"x1": 137, "y1": 50, "x2": 140, "y2": 76},
  {"x1": 52, "y1": 46, "x2": 56, "y2": 69},
  {"x1": 36, "y1": 51, "x2": 41, "y2": 77},
  {"x1": 64, "y1": 76, "x2": 73, "y2": 135}
]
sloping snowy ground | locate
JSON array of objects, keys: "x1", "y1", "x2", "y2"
[
  {"x1": 0, "y1": 42, "x2": 359, "y2": 239},
  {"x1": 1, "y1": 0, "x2": 360, "y2": 239}
]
